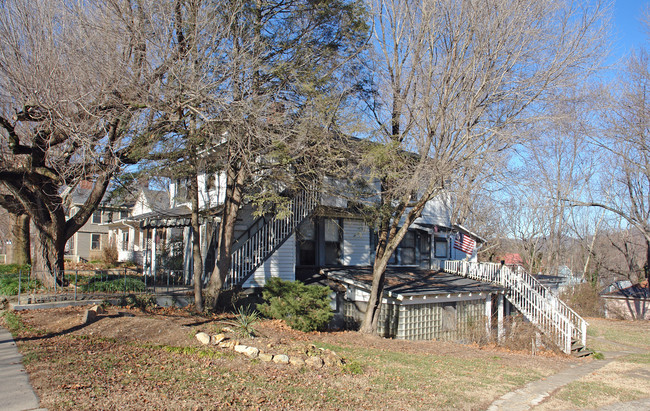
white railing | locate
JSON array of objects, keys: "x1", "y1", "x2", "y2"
[
  {"x1": 224, "y1": 190, "x2": 319, "y2": 289},
  {"x1": 444, "y1": 260, "x2": 587, "y2": 354}
]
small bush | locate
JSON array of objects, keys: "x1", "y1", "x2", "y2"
[
  {"x1": 257, "y1": 277, "x2": 333, "y2": 332},
  {"x1": 102, "y1": 240, "x2": 119, "y2": 267},
  {"x1": 224, "y1": 305, "x2": 260, "y2": 338}
]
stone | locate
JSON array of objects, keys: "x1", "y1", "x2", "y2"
[
  {"x1": 289, "y1": 357, "x2": 306, "y2": 367},
  {"x1": 218, "y1": 341, "x2": 230, "y2": 348},
  {"x1": 195, "y1": 332, "x2": 211, "y2": 345},
  {"x1": 323, "y1": 353, "x2": 343, "y2": 367},
  {"x1": 259, "y1": 353, "x2": 274, "y2": 362},
  {"x1": 305, "y1": 356, "x2": 324, "y2": 369},
  {"x1": 82, "y1": 309, "x2": 97, "y2": 324},
  {"x1": 212, "y1": 333, "x2": 227, "y2": 344},
  {"x1": 234, "y1": 344, "x2": 248, "y2": 354},
  {"x1": 243, "y1": 346, "x2": 260, "y2": 358},
  {"x1": 273, "y1": 354, "x2": 290, "y2": 364}
]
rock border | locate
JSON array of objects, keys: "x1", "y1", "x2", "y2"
[{"x1": 195, "y1": 332, "x2": 342, "y2": 369}]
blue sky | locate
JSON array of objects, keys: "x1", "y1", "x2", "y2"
[{"x1": 612, "y1": 0, "x2": 648, "y2": 58}]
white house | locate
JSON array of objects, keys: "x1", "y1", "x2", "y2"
[{"x1": 148, "y1": 168, "x2": 482, "y2": 290}]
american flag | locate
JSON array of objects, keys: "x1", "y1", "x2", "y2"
[{"x1": 453, "y1": 233, "x2": 476, "y2": 254}]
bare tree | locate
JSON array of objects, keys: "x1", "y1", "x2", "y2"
[
  {"x1": 357, "y1": 0, "x2": 608, "y2": 333},
  {"x1": 575, "y1": 48, "x2": 650, "y2": 281},
  {"x1": 0, "y1": 0, "x2": 187, "y2": 285}
]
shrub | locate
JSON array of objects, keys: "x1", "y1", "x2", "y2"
[
  {"x1": 224, "y1": 305, "x2": 260, "y2": 338},
  {"x1": 101, "y1": 239, "x2": 119, "y2": 266},
  {"x1": 257, "y1": 277, "x2": 333, "y2": 332}
]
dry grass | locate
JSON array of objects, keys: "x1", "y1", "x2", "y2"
[
  {"x1": 536, "y1": 317, "x2": 650, "y2": 410},
  {"x1": 2, "y1": 306, "x2": 570, "y2": 410}
]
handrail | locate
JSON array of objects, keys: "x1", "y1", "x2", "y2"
[
  {"x1": 444, "y1": 260, "x2": 588, "y2": 354},
  {"x1": 224, "y1": 189, "x2": 319, "y2": 289}
]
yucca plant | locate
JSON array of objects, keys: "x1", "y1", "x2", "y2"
[{"x1": 224, "y1": 305, "x2": 260, "y2": 338}]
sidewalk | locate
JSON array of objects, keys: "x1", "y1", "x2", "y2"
[{"x1": 0, "y1": 325, "x2": 45, "y2": 411}]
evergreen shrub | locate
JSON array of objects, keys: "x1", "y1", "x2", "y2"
[{"x1": 257, "y1": 277, "x2": 333, "y2": 332}]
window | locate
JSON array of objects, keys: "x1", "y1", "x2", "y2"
[
  {"x1": 399, "y1": 231, "x2": 416, "y2": 265},
  {"x1": 324, "y1": 219, "x2": 341, "y2": 266},
  {"x1": 121, "y1": 231, "x2": 129, "y2": 251},
  {"x1": 297, "y1": 219, "x2": 316, "y2": 265},
  {"x1": 92, "y1": 211, "x2": 102, "y2": 224},
  {"x1": 206, "y1": 174, "x2": 216, "y2": 191},
  {"x1": 91, "y1": 234, "x2": 101, "y2": 250},
  {"x1": 176, "y1": 178, "x2": 188, "y2": 202},
  {"x1": 434, "y1": 238, "x2": 448, "y2": 258},
  {"x1": 120, "y1": 210, "x2": 128, "y2": 219}
]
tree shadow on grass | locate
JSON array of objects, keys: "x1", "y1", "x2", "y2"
[{"x1": 14, "y1": 314, "x2": 123, "y2": 342}]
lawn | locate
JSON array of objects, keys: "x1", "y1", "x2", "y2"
[
  {"x1": 535, "y1": 317, "x2": 650, "y2": 410},
  {"x1": 1, "y1": 305, "x2": 570, "y2": 410}
]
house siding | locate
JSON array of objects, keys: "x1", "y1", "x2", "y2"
[
  {"x1": 342, "y1": 219, "x2": 370, "y2": 266},
  {"x1": 243, "y1": 233, "x2": 296, "y2": 288}
]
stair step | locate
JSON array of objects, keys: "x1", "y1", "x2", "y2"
[
  {"x1": 571, "y1": 342, "x2": 585, "y2": 351},
  {"x1": 571, "y1": 349, "x2": 593, "y2": 358}
]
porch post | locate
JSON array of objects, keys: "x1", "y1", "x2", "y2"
[
  {"x1": 497, "y1": 293, "x2": 505, "y2": 343},
  {"x1": 485, "y1": 295, "x2": 492, "y2": 340},
  {"x1": 151, "y1": 227, "x2": 158, "y2": 279},
  {"x1": 142, "y1": 229, "x2": 149, "y2": 276}
]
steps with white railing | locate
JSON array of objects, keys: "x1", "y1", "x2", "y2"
[
  {"x1": 223, "y1": 190, "x2": 319, "y2": 290},
  {"x1": 443, "y1": 260, "x2": 588, "y2": 355}
]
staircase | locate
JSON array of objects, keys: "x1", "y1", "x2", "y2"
[
  {"x1": 443, "y1": 260, "x2": 588, "y2": 355},
  {"x1": 223, "y1": 189, "x2": 319, "y2": 290}
]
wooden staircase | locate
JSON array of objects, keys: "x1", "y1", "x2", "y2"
[
  {"x1": 222, "y1": 189, "x2": 319, "y2": 290},
  {"x1": 571, "y1": 338, "x2": 593, "y2": 357},
  {"x1": 444, "y1": 260, "x2": 589, "y2": 355}
]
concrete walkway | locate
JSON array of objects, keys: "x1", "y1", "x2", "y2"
[
  {"x1": 488, "y1": 342, "x2": 650, "y2": 411},
  {"x1": 0, "y1": 326, "x2": 45, "y2": 411},
  {"x1": 487, "y1": 356, "x2": 618, "y2": 411}
]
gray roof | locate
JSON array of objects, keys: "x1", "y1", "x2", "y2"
[
  {"x1": 325, "y1": 266, "x2": 503, "y2": 299},
  {"x1": 602, "y1": 281, "x2": 650, "y2": 299}
]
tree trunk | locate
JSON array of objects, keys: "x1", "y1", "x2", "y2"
[
  {"x1": 32, "y1": 226, "x2": 65, "y2": 288},
  {"x1": 639, "y1": 237, "x2": 650, "y2": 282},
  {"x1": 189, "y1": 174, "x2": 204, "y2": 312},
  {"x1": 11, "y1": 214, "x2": 31, "y2": 265},
  {"x1": 206, "y1": 160, "x2": 247, "y2": 310},
  {"x1": 359, "y1": 194, "x2": 429, "y2": 334}
]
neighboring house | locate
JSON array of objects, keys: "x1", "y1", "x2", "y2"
[
  {"x1": 65, "y1": 182, "x2": 130, "y2": 263},
  {"x1": 601, "y1": 280, "x2": 650, "y2": 320},
  {"x1": 104, "y1": 188, "x2": 176, "y2": 269}
]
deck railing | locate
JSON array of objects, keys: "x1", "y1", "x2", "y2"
[
  {"x1": 224, "y1": 190, "x2": 319, "y2": 289},
  {"x1": 444, "y1": 260, "x2": 587, "y2": 354}
]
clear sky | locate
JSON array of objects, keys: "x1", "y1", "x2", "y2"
[{"x1": 612, "y1": 0, "x2": 648, "y2": 59}]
